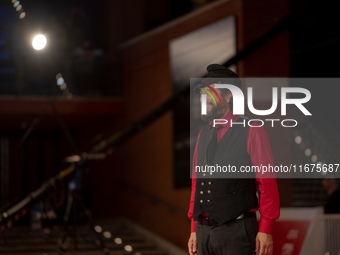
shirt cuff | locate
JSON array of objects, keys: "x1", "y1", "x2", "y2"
[
  {"x1": 191, "y1": 218, "x2": 197, "y2": 232},
  {"x1": 258, "y1": 217, "x2": 275, "y2": 234}
]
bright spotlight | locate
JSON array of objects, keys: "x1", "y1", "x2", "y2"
[{"x1": 32, "y1": 35, "x2": 47, "y2": 50}]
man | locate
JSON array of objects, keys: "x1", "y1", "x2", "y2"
[{"x1": 188, "y1": 64, "x2": 280, "y2": 255}]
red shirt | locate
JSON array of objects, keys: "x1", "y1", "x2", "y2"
[{"x1": 188, "y1": 110, "x2": 280, "y2": 234}]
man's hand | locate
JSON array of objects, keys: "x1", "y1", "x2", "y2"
[
  {"x1": 255, "y1": 232, "x2": 273, "y2": 255},
  {"x1": 188, "y1": 232, "x2": 198, "y2": 255}
]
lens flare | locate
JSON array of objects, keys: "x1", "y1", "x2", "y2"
[
  {"x1": 19, "y1": 12, "x2": 26, "y2": 19},
  {"x1": 57, "y1": 77, "x2": 64, "y2": 86},
  {"x1": 32, "y1": 35, "x2": 47, "y2": 50}
]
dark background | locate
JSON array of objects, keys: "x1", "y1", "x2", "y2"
[{"x1": 1, "y1": 0, "x2": 340, "y2": 249}]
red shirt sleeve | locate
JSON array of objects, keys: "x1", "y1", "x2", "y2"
[
  {"x1": 188, "y1": 129, "x2": 202, "y2": 232},
  {"x1": 247, "y1": 123, "x2": 280, "y2": 234}
]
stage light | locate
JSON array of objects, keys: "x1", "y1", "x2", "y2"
[
  {"x1": 12, "y1": 0, "x2": 16, "y2": 3},
  {"x1": 295, "y1": 136, "x2": 302, "y2": 144},
  {"x1": 16, "y1": 5, "x2": 22, "y2": 11},
  {"x1": 32, "y1": 35, "x2": 47, "y2": 50},
  {"x1": 19, "y1": 12, "x2": 26, "y2": 19},
  {"x1": 60, "y1": 83, "x2": 67, "y2": 90},
  {"x1": 103, "y1": 231, "x2": 112, "y2": 238},
  {"x1": 56, "y1": 73, "x2": 62, "y2": 80},
  {"x1": 65, "y1": 155, "x2": 81, "y2": 163},
  {"x1": 13, "y1": 1, "x2": 20, "y2": 8},
  {"x1": 57, "y1": 77, "x2": 64, "y2": 86},
  {"x1": 124, "y1": 245, "x2": 133, "y2": 252},
  {"x1": 311, "y1": 155, "x2": 317, "y2": 163},
  {"x1": 94, "y1": 225, "x2": 102, "y2": 233},
  {"x1": 304, "y1": 148, "x2": 311, "y2": 157},
  {"x1": 114, "y1": 237, "x2": 122, "y2": 244},
  {"x1": 69, "y1": 182, "x2": 76, "y2": 190}
]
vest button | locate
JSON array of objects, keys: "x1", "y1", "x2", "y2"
[
  {"x1": 205, "y1": 164, "x2": 208, "y2": 166},
  {"x1": 208, "y1": 182, "x2": 211, "y2": 185},
  {"x1": 201, "y1": 182, "x2": 204, "y2": 185},
  {"x1": 200, "y1": 200, "x2": 203, "y2": 203},
  {"x1": 207, "y1": 200, "x2": 210, "y2": 202},
  {"x1": 200, "y1": 191, "x2": 203, "y2": 194},
  {"x1": 209, "y1": 172, "x2": 213, "y2": 175},
  {"x1": 207, "y1": 190, "x2": 211, "y2": 193},
  {"x1": 203, "y1": 173, "x2": 206, "y2": 176}
]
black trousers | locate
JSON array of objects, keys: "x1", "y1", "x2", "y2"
[{"x1": 196, "y1": 215, "x2": 258, "y2": 255}]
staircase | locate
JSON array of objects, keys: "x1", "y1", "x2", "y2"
[{"x1": 0, "y1": 218, "x2": 171, "y2": 255}]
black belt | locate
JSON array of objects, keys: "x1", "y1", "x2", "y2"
[{"x1": 198, "y1": 212, "x2": 256, "y2": 226}]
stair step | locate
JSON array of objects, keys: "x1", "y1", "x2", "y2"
[{"x1": 0, "y1": 220, "x2": 170, "y2": 255}]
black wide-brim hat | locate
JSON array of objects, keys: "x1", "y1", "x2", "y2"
[{"x1": 193, "y1": 64, "x2": 241, "y2": 94}]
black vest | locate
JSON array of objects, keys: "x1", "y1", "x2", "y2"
[{"x1": 193, "y1": 116, "x2": 258, "y2": 224}]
